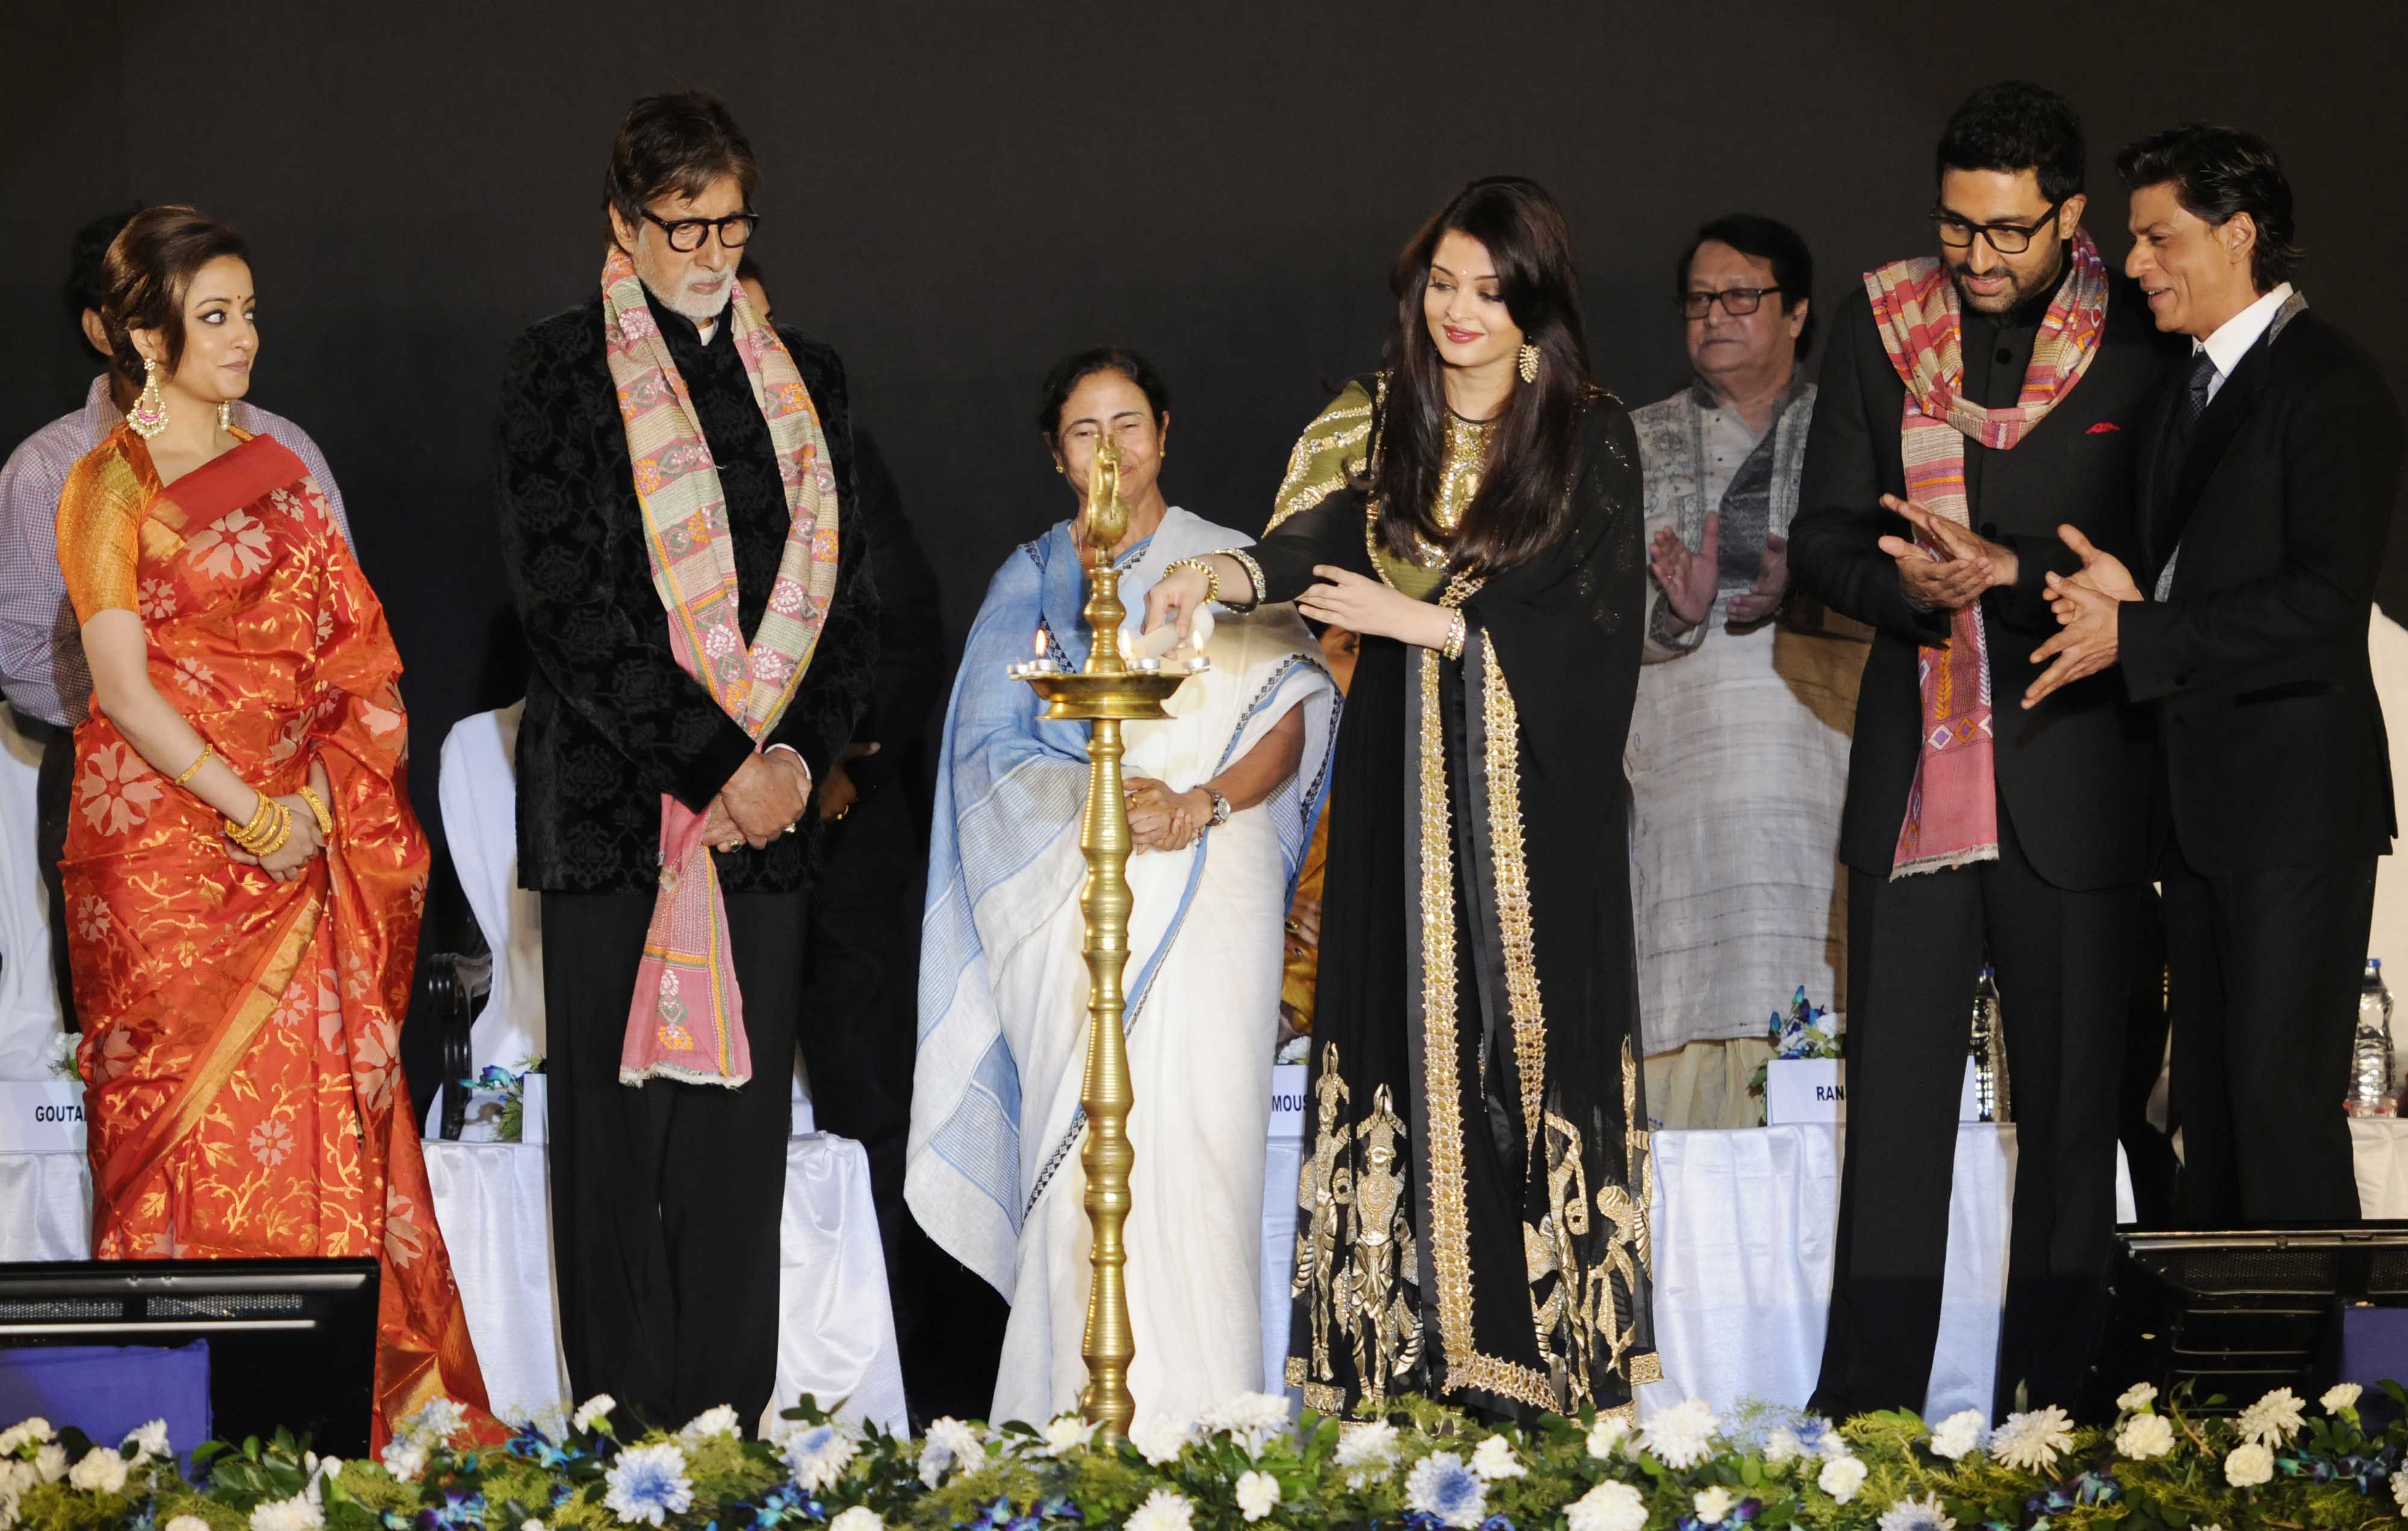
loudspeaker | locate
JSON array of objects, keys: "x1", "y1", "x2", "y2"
[
  {"x1": 0, "y1": 1259, "x2": 381, "y2": 1456},
  {"x1": 2083, "y1": 1225, "x2": 2408, "y2": 1421}
]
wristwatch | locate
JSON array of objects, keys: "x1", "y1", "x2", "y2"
[{"x1": 1204, "y1": 787, "x2": 1233, "y2": 828}]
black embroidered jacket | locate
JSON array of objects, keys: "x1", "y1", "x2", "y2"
[{"x1": 496, "y1": 291, "x2": 877, "y2": 894}]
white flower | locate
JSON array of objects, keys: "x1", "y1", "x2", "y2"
[
  {"x1": 2321, "y1": 1382, "x2": 2363, "y2": 1413},
  {"x1": 34, "y1": 1444, "x2": 66, "y2": 1483},
  {"x1": 249, "y1": 1494, "x2": 325, "y2": 1531},
  {"x1": 1693, "y1": 1485, "x2": 1736, "y2": 1524},
  {"x1": 1764, "y1": 1426, "x2": 1805, "y2": 1465},
  {"x1": 572, "y1": 1394, "x2": 618, "y2": 1434},
  {"x1": 2395, "y1": 1471, "x2": 2408, "y2": 1513},
  {"x1": 1334, "y1": 1418, "x2": 1402, "y2": 1471},
  {"x1": 166, "y1": 1519, "x2": 213, "y2": 1531},
  {"x1": 678, "y1": 1405, "x2": 741, "y2": 1441},
  {"x1": 68, "y1": 1447, "x2": 128, "y2": 1495},
  {"x1": 2236, "y1": 1386, "x2": 2306, "y2": 1447},
  {"x1": 1127, "y1": 1414, "x2": 1193, "y2": 1468},
  {"x1": 2115, "y1": 1382, "x2": 2158, "y2": 1413},
  {"x1": 1040, "y1": 1414, "x2": 1099, "y2": 1458},
  {"x1": 783, "y1": 1423, "x2": 859, "y2": 1490},
  {"x1": 380, "y1": 1438, "x2": 427, "y2": 1482},
  {"x1": 1927, "y1": 1409, "x2": 1983, "y2": 1461},
  {"x1": 2223, "y1": 1440, "x2": 2274, "y2": 1488},
  {"x1": 523, "y1": 1523, "x2": 546, "y2": 1531},
  {"x1": 0, "y1": 1420, "x2": 53, "y2": 1456},
  {"x1": 1197, "y1": 1392, "x2": 1292, "y2": 1459},
  {"x1": 1470, "y1": 1434, "x2": 1526, "y2": 1480},
  {"x1": 408, "y1": 1396, "x2": 469, "y2": 1445},
  {"x1": 1637, "y1": 1397, "x2": 1719, "y2": 1470},
  {"x1": 2115, "y1": 1412, "x2": 2176, "y2": 1461},
  {"x1": 1987, "y1": 1406, "x2": 2075, "y2": 1474},
  {"x1": 121, "y1": 1420, "x2": 170, "y2": 1464},
  {"x1": 1404, "y1": 1452, "x2": 1487, "y2": 1530},
  {"x1": 1876, "y1": 1496, "x2": 1956, "y2": 1531},
  {"x1": 919, "y1": 1416, "x2": 986, "y2": 1484},
  {"x1": 1236, "y1": 1470, "x2": 1280, "y2": 1522},
  {"x1": 603, "y1": 1442, "x2": 695, "y2": 1527},
  {"x1": 1124, "y1": 1487, "x2": 1196, "y2": 1531},
  {"x1": 1818, "y1": 1453, "x2": 1868, "y2": 1503},
  {"x1": 1584, "y1": 1414, "x2": 1631, "y2": 1461},
  {"x1": 1566, "y1": 1480, "x2": 1648, "y2": 1531},
  {"x1": 829, "y1": 1507, "x2": 883, "y2": 1531}
]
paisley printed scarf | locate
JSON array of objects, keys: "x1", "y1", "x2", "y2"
[
  {"x1": 1864, "y1": 228, "x2": 2107, "y2": 877},
  {"x1": 600, "y1": 246, "x2": 841, "y2": 1085}
]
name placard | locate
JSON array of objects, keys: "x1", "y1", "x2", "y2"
[
  {"x1": 1762, "y1": 1058, "x2": 1983, "y2": 1126},
  {"x1": 1269, "y1": 1064, "x2": 1307, "y2": 1141},
  {"x1": 0, "y1": 1080, "x2": 87, "y2": 1154}
]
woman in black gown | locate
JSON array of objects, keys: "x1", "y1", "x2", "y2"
[{"x1": 1144, "y1": 177, "x2": 1656, "y2": 1422}]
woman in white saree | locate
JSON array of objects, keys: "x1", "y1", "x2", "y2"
[{"x1": 908, "y1": 349, "x2": 1337, "y2": 1425}]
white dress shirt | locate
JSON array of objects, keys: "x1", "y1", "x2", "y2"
[{"x1": 2195, "y1": 281, "x2": 2295, "y2": 405}]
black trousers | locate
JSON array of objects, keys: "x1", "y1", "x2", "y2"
[
  {"x1": 1813, "y1": 809, "x2": 2137, "y2": 1419},
  {"x1": 542, "y1": 888, "x2": 805, "y2": 1430},
  {"x1": 798, "y1": 780, "x2": 919, "y2": 1339},
  {"x1": 2163, "y1": 850, "x2": 2374, "y2": 1228},
  {"x1": 26, "y1": 715, "x2": 78, "y2": 1033}
]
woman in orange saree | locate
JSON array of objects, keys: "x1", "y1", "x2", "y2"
[{"x1": 53, "y1": 207, "x2": 487, "y2": 1449}]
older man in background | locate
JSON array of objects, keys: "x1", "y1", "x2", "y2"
[
  {"x1": 1629, "y1": 214, "x2": 1861, "y2": 1129},
  {"x1": 0, "y1": 206, "x2": 353, "y2": 1034}
]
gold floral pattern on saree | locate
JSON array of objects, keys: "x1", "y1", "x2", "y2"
[{"x1": 1294, "y1": 1046, "x2": 1423, "y2": 1405}]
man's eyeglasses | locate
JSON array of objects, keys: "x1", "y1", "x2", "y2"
[
  {"x1": 1679, "y1": 286, "x2": 1784, "y2": 319},
  {"x1": 1930, "y1": 199, "x2": 2065, "y2": 255},
  {"x1": 642, "y1": 210, "x2": 760, "y2": 253}
]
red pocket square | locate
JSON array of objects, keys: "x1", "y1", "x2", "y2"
[{"x1": 2086, "y1": 421, "x2": 2121, "y2": 434}]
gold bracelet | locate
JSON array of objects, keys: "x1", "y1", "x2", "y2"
[
  {"x1": 294, "y1": 784, "x2": 334, "y2": 839},
  {"x1": 1440, "y1": 610, "x2": 1468, "y2": 663},
  {"x1": 172, "y1": 745, "x2": 214, "y2": 787},
  {"x1": 255, "y1": 803, "x2": 294, "y2": 858},
  {"x1": 1163, "y1": 557, "x2": 1221, "y2": 606},
  {"x1": 226, "y1": 793, "x2": 275, "y2": 850}
]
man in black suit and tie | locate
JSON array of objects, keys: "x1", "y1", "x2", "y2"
[
  {"x1": 1790, "y1": 81, "x2": 2180, "y2": 1418},
  {"x1": 2027, "y1": 125, "x2": 2404, "y2": 1228}
]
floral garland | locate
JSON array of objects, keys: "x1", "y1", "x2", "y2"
[{"x1": 1, "y1": 1379, "x2": 2401, "y2": 1531}]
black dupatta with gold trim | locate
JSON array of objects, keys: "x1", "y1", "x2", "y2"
[{"x1": 1254, "y1": 379, "x2": 1657, "y2": 1422}]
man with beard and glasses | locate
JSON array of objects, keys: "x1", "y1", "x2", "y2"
[
  {"x1": 1788, "y1": 80, "x2": 2181, "y2": 1420},
  {"x1": 494, "y1": 89, "x2": 876, "y2": 1430}
]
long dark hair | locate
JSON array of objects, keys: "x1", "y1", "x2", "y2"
[{"x1": 1372, "y1": 176, "x2": 1592, "y2": 576}]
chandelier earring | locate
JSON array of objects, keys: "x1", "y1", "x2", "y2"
[
  {"x1": 128, "y1": 358, "x2": 170, "y2": 439},
  {"x1": 1517, "y1": 342, "x2": 1541, "y2": 385},
  {"x1": 217, "y1": 402, "x2": 232, "y2": 433}
]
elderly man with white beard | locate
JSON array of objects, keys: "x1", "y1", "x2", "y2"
[{"x1": 494, "y1": 88, "x2": 876, "y2": 1430}]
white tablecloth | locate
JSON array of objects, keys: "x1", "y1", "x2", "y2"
[
  {"x1": 0, "y1": 1134, "x2": 904, "y2": 1435},
  {"x1": 2353, "y1": 1116, "x2": 2408, "y2": 1216}
]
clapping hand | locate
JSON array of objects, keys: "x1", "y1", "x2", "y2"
[
  {"x1": 2023, "y1": 524, "x2": 2141, "y2": 709},
  {"x1": 1878, "y1": 494, "x2": 2014, "y2": 611},
  {"x1": 1648, "y1": 514, "x2": 1719, "y2": 634},
  {"x1": 1727, "y1": 532, "x2": 1791, "y2": 626}
]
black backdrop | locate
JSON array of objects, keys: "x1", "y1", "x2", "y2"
[{"x1": 7, "y1": 0, "x2": 2404, "y2": 1002}]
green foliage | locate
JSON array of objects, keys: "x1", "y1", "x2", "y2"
[{"x1": 2, "y1": 1379, "x2": 2404, "y2": 1531}]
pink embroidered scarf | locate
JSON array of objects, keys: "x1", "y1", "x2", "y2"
[
  {"x1": 1864, "y1": 228, "x2": 2108, "y2": 878},
  {"x1": 599, "y1": 247, "x2": 842, "y2": 1085}
]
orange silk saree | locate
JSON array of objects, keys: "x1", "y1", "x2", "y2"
[{"x1": 55, "y1": 423, "x2": 488, "y2": 1447}]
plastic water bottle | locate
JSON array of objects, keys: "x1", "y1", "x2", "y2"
[
  {"x1": 2345, "y1": 958, "x2": 2395, "y2": 1116},
  {"x1": 1968, "y1": 966, "x2": 2006, "y2": 1123}
]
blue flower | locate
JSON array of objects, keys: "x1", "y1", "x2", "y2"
[
  {"x1": 1037, "y1": 1496, "x2": 1086, "y2": 1523},
  {"x1": 1477, "y1": 1516, "x2": 1517, "y2": 1531},
  {"x1": 509, "y1": 1422, "x2": 577, "y2": 1470},
  {"x1": 1404, "y1": 1453, "x2": 1488, "y2": 1530},
  {"x1": 417, "y1": 1490, "x2": 488, "y2": 1531}
]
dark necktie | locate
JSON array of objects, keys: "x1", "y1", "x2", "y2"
[
  {"x1": 2158, "y1": 349, "x2": 2223, "y2": 559},
  {"x1": 2180, "y1": 348, "x2": 2218, "y2": 433}
]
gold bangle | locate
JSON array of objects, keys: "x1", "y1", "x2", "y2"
[
  {"x1": 253, "y1": 803, "x2": 294, "y2": 858},
  {"x1": 1164, "y1": 557, "x2": 1221, "y2": 606},
  {"x1": 1440, "y1": 610, "x2": 1467, "y2": 663},
  {"x1": 294, "y1": 784, "x2": 334, "y2": 839},
  {"x1": 172, "y1": 745, "x2": 214, "y2": 787},
  {"x1": 225, "y1": 793, "x2": 275, "y2": 849}
]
